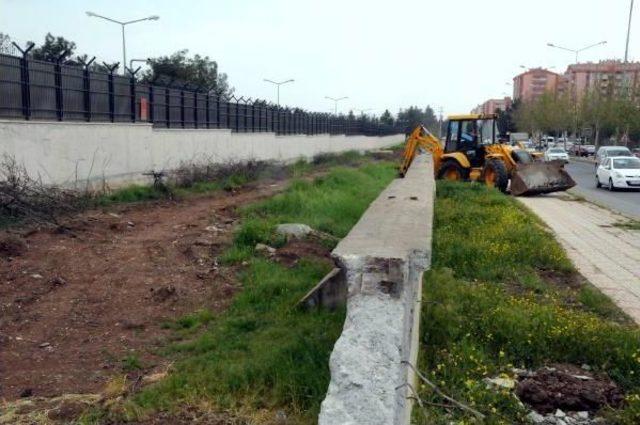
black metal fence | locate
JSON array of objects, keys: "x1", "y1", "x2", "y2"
[{"x1": 0, "y1": 49, "x2": 402, "y2": 136}]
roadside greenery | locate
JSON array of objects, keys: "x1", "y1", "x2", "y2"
[
  {"x1": 513, "y1": 89, "x2": 640, "y2": 147},
  {"x1": 415, "y1": 182, "x2": 640, "y2": 424},
  {"x1": 121, "y1": 161, "x2": 398, "y2": 422}
]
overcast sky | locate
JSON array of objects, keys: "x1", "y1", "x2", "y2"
[{"x1": 0, "y1": 0, "x2": 636, "y2": 116}]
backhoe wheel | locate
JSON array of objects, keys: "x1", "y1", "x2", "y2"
[
  {"x1": 482, "y1": 159, "x2": 509, "y2": 193},
  {"x1": 437, "y1": 159, "x2": 468, "y2": 182}
]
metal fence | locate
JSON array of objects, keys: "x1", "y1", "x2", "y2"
[{"x1": 0, "y1": 48, "x2": 402, "y2": 136}]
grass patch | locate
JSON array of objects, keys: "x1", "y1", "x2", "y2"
[
  {"x1": 415, "y1": 182, "x2": 640, "y2": 424},
  {"x1": 128, "y1": 162, "x2": 397, "y2": 421},
  {"x1": 613, "y1": 219, "x2": 640, "y2": 231}
]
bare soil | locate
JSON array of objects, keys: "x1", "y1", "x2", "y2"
[
  {"x1": 516, "y1": 363, "x2": 624, "y2": 414},
  {"x1": 0, "y1": 180, "x2": 290, "y2": 402}
]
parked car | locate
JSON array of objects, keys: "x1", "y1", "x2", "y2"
[
  {"x1": 633, "y1": 148, "x2": 640, "y2": 158},
  {"x1": 595, "y1": 146, "x2": 633, "y2": 167},
  {"x1": 596, "y1": 156, "x2": 640, "y2": 190},
  {"x1": 544, "y1": 147, "x2": 569, "y2": 163}
]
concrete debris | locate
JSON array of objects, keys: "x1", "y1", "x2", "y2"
[
  {"x1": 205, "y1": 225, "x2": 224, "y2": 233},
  {"x1": 30, "y1": 274, "x2": 43, "y2": 280},
  {"x1": 527, "y1": 411, "x2": 545, "y2": 424},
  {"x1": 525, "y1": 409, "x2": 600, "y2": 425},
  {"x1": 255, "y1": 243, "x2": 276, "y2": 255},
  {"x1": 275, "y1": 223, "x2": 313, "y2": 239},
  {"x1": 483, "y1": 376, "x2": 516, "y2": 390}
]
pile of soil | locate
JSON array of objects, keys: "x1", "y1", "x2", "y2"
[{"x1": 516, "y1": 364, "x2": 624, "y2": 414}]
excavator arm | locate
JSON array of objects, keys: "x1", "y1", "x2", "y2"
[{"x1": 399, "y1": 125, "x2": 444, "y2": 177}]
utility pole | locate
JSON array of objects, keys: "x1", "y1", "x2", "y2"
[{"x1": 625, "y1": 0, "x2": 635, "y2": 62}]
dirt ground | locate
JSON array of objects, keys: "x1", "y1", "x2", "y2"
[{"x1": 0, "y1": 179, "x2": 291, "y2": 402}]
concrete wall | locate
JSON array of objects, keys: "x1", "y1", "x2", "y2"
[
  {"x1": 0, "y1": 120, "x2": 402, "y2": 187},
  {"x1": 319, "y1": 154, "x2": 435, "y2": 425}
]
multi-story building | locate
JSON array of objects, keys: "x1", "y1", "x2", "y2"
[
  {"x1": 471, "y1": 97, "x2": 512, "y2": 114},
  {"x1": 557, "y1": 60, "x2": 640, "y2": 99},
  {"x1": 512, "y1": 68, "x2": 561, "y2": 102}
]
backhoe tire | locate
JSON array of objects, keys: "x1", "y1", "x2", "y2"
[
  {"x1": 437, "y1": 159, "x2": 468, "y2": 182},
  {"x1": 482, "y1": 159, "x2": 509, "y2": 193}
]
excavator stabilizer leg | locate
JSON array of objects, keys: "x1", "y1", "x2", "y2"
[{"x1": 510, "y1": 160, "x2": 576, "y2": 196}]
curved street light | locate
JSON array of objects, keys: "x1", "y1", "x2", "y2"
[
  {"x1": 263, "y1": 78, "x2": 294, "y2": 106},
  {"x1": 86, "y1": 11, "x2": 159, "y2": 75},
  {"x1": 546, "y1": 41, "x2": 607, "y2": 63},
  {"x1": 325, "y1": 96, "x2": 348, "y2": 114}
]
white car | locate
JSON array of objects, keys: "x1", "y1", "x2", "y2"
[
  {"x1": 544, "y1": 147, "x2": 569, "y2": 162},
  {"x1": 596, "y1": 156, "x2": 640, "y2": 191}
]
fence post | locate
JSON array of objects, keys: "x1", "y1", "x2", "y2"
[
  {"x1": 52, "y1": 50, "x2": 70, "y2": 121},
  {"x1": 180, "y1": 86, "x2": 185, "y2": 128},
  {"x1": 12, "y1": 42, "x2": 35, "y2": 120},
  {"x1": 216, "y1": 92, "x2": 221, "y2": 128},
  {"x1": 193, "y1": 88, "x2": 199, "y2": 129},
  {"x1": 148, "y1": 85, "x2": 155, "y2": 123},
  {"x1": 103, "y1": 62, "x2": 119, "y2": 123},
  {"x1": 235, "y1": 97, "x2": 240, "y2": 132},
  {"x1": 126, "y1": 66, "x2": 141, "y2": 122},
  {"x1": 251, "y1": 100, "x2": 256, "y2": 132},
  {"x1": 81, "y1": 56, "x2": 96, "y2": 122},
  {"x1": 226, "y1": 96, "x2": 232, "y2": 129},
  {"x1": 165, "y1": 83, "x2": 171, "y2": 128},
  {"x1": 205, "y1": 92, "x2": 210, "y2": 129}
]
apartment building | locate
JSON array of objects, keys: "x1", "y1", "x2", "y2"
[
  {"x1": 471, "y1": 97, "x2": 512, "y2": 114},
  {"x1": 512, "y1": 68, "x2": 561, "y2": 102}
]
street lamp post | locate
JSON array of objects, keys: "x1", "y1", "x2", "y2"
[
  {"x1": 625, "y1": 0, "x2": 635, "y2": 62},
  {"x1": 263, "y1": 79, "x2": 294, "y2": 107},
  {"x1": 546, "y1": 41, "x2": 607, "y2": 64},
  {"x1": 325, "y1": 96, "x2": 348, "y2": 114},
  {"x1": 547, "y1": 40, "x2": 606, "y2": 144},
  {"x1": 86, "y1": 11, "x2": 159, "y2": 75}
]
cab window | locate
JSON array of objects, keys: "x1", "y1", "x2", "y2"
[{"x1": 446, "y1": 121, "x2": 460, "y2": 152}]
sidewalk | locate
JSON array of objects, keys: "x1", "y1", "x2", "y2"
[{"x1": 518, "y1": 194, "x2": 640, "y2": 324}]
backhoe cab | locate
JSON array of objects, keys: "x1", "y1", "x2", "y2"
[{"x1": 400, "y1": 114, "x2": 576, "y2": 196}]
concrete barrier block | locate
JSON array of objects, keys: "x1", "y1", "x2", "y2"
[{"x1": 319, "y1": 154, "x2": 434, "y2": 425}]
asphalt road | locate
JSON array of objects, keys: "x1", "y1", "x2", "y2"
[{"x1": 565, "y1": 159, "x2": 640, "y2": 220}]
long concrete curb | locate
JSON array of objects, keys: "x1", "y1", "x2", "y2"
[{"x1": 318, "y1": 154, "x2": 435, "y2": 425}]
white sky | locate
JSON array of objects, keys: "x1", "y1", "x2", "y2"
[{"x1": 0, "y1": 0, "x2": 636, "y2": 116}]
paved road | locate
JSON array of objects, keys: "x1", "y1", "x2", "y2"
[{"x1": 565, "y1": 160, "x2": 640, "y2": 220}]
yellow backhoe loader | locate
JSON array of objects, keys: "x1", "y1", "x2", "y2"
[{"x1": 399, "y1": 114, "x2": 575, "y2": 196}]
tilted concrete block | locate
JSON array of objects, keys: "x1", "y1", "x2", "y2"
[{"x1": 319, "y1": 154, "x2": 435, "y2": 425}]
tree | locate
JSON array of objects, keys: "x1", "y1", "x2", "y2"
[
  {"x1": 380, "y1": 109, "x2": 394, "y2": 126},
  {"x1": 0, "y1": 33, "x2": 10, "y2": 52},
  {"x1": 143, "y1": 49, "x2": 233, "y2": 95},
  {"x1": 30, "y1": 33, "x2": 76, "y2": 62},
  {"x1": 496, "y1": 99, "x2": 518, "y2": 135},
  {"x1": 397, "y1": 105, "x2": 439, "y2": 133}
]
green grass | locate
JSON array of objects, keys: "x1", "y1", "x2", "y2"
[
  {"x1": 123, "y1": 162, "x2": 397, "y2": 422},
  {"x1": 121, "y1": 354, "x2": 144, "y2": 372},
  {"x1": 415, "y1": 182, "x2": 640, "y2": 424},
  {"x1": 613, "y1": 219, "x2": 640, "y2": 231}
]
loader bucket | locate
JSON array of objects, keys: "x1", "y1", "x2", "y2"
[{"x1": 510, "y1": 160, "x2": 576, "y2": 196}]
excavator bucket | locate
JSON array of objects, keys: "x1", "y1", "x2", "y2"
[{"x1": 510, "y1": 160, "x2": 576, "y2": 196}]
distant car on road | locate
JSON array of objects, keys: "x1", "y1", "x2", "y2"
[
  {"x1": 572, "y1": 144, "x2": 595, "y2": 157},
  {"x1": 596, "y1": 156, "x2": 640, "y2": 191},
  {"x1": 633, "y1": 148, "x2": 640, "y2": 158},
  {"x1": 544, "y1": 147, "x2": 569, "y2": 163},
  {"x1": 595, "y1": 146, "x2": 633, "y2": 168}
]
